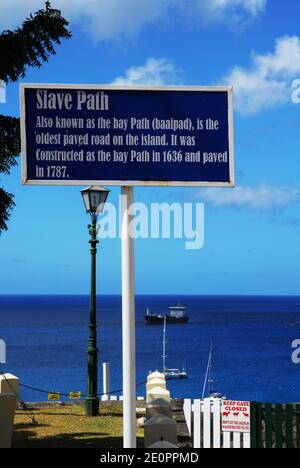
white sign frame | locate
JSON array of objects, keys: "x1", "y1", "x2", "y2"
[{"x1": 20, "y1": 84, "x2": 235, "y2": 187}]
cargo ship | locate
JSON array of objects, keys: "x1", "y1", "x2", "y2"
[{"x1": 145, "y1": 304, "x2": 189, "y2": 324}]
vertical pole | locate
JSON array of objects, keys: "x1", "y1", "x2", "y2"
[
  {"x1": 162, "y1": 316, "x2": 166, "y2": 373},
  {"x1": 85, "y1": 216, "x2": 99, "y2": 417},
  {"x1": 103, "y1": 362, "x2": 110, "y2": 400},
  {"x1": 121, "y1": 186, "x2": 136, "y2": 448}
]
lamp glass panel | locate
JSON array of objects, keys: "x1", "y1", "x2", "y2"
[
  {"x1": 89, "y1": 191, "x2": 102, "y2": 212},
  {"x1": 82, "y1": 192, "x2": 90, "y2": 211}
]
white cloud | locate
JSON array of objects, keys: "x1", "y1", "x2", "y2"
[
  {"x1": 0, "y1": 0, "x2": 171, "y2": 40},
  {"x1": 112, "y1": 58, "x2": 180, "y2": 86},
  {"x1": 0, "y1": 80, "x2": 6, "y2": 103},
  {"x1": 222, "y1": 36, "x2": 300, "y2": 116},
  {"x1": 200, "y1": 184, "x2": 299, "y2": 212},
  {"x1": 185, "y1": 0, "x2": 267, "y2": 25},
  {"x1": 0, "y1": 0, "x2": 267, "y2": 41}
]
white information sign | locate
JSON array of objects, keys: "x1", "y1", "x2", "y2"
[{"x1": 222, "y1": 400, "x2": 251, "y2": 433}]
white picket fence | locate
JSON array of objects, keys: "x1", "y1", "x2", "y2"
[
  {"x1": 184, "y1": 399, "x2": 251, "y2": 449},
  {"x1": 101, "y1": 395, "x2": 145, "y2": 402}
]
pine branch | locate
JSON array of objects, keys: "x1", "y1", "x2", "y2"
[
  {"x1": 0, "y1": 2, "x2": 71, "y2": 233},
  {"x1": 0, "y1": 116, "x2": 20, "y2": 174},
  {"x1": 0, "y1": 5, "x2": 71, "y2": 83},
  {"x1": 0, "y1": 116, "x2": 19, "y2": 233},
  {"x1": 0, "y1": 188, "x2": 15, "y2": 232}
]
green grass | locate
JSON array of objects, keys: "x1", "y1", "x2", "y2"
[{"x1": 13, "y1": 403, "x2": 144, "y2": 448}]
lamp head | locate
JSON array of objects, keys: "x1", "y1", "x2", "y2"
[{"x1": 81, "y1": 186, "x2": 110, "y2": 217}]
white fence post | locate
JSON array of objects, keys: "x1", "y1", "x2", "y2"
[
  {"x1": 243, "y1": 433, "x2": 251, "y2": 449},
  {"x1": 183, "y1": 399, "x2": 192, "y2": 437},
  {"x1": 213, "y1": 399, "x2": 221, "y2": 449},
  {"x1": 233, "y1": 433, "x2": 241, "y2": 449},
  {"x1": 203, "y1": 398, "x2": 211, "y2": 448},
  {"x1": 223, "y1": 431, "x2": 231, "y2": 449},
  {"x1": 193, "y1": 400, "x2": 201, "y2": 448}
]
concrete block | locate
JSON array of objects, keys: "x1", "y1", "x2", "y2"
[
  {"x1": 0, "y1": 394, "x2": 16, "y2": 448},
  {"x1": 147, "y1": 386, "x2": 170, "y2": 404},
  {"x1": 146, "y1": 398, "x2": 172, "y2": 420},
  {"x1": 147, "y1": 372, "x2": 165, "y2": 382},
  {"x1": 146, "y1": 378, "x2": 166, "y2": 394},
  {"x1": 144, "y1": 413, "x2": 177, "y2": 447},
  {"x1": 148, "y1": 440, "x2": 178, "y2": 448},
  {"x1": 0, "y1": 374, "x2": 19, "y2": 409}
]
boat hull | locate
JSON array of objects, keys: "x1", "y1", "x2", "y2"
[
  {"x1": 145, "y1": 315, "x2": 189, "y2": 325},
  {"x1": 165, "y1": 373, "x2": 188, "y2": 380}
]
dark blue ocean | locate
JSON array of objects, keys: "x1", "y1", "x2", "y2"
[{"x1": 1, "y1": 295, "x2": 300, "y2": 403}]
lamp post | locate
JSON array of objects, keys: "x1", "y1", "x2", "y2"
[{"x1": 81, "y1": 186, "x2": 110, "y2": 417}]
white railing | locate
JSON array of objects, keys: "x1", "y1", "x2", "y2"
[
  {"x1": 101, "y1": 395, "x2": 145, "y2": 402},
  {"x1": 184, "y1": 398, "x2": 251, "y2": 449}
]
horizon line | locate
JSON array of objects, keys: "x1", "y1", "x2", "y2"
[{"x1": 0, "y1": 293, "x2": 300, "y2": 298}]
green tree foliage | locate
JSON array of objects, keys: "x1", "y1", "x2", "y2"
[
  {"x1": 0, "y1": 2, "x2": 71, "y2": 83},
  {"x1": 0, "y1": 116, "x2": 20, "y2": 175},
  {"x1": 0, "y1": 188, "x2": 15, "y2": 233},
  {"x1": 0, "y1": 1, "x2": 71, "y2": 232}
]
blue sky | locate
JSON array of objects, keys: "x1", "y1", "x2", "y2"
[{"x1": 1, "y1": 0, "x2": 300, "y2": 295}]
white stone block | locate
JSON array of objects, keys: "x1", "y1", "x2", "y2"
[
  {"x1": 146, "y1": 378, "x2": 166, "y2": 394},
  {"x1": 147, "y1": 372, "x2": 165, "y2": 382},
  {"x1": 0, "y1": 374, "x2": 19, "y2": 409},
  {"x1": 147, "y1": 386, "x2": 170, "y2": 404}
]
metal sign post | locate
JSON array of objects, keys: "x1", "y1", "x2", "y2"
[{"x1": 121, "y1": 186, "x2": 136, "y2": 448}]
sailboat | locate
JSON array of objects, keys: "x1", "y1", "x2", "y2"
[
  {"x1": 162, "y1": 316, "x2": 188, "y2": 379},
  {"x1": 202, "y1": 343, "x2": 225, "y2": 399}
]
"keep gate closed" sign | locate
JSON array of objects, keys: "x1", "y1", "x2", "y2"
[{"x1": 222, "y1": 401, "x2": 251, "y2": 433}]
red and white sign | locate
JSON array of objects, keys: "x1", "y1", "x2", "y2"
[{"x1": 222, "y1": 401, "x2": 251, "y2": 433}]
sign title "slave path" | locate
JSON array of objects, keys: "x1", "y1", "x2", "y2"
[
  {"x1": 21, "y1": 85, "x2": 234, "y2": 187},
  {"x1": 36, "y1": 89, "x2": 109, "y2": 111}
]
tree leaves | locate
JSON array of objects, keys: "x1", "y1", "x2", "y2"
[
  {"x1": 0, "y1": 188, "x2": 15, "y2": 232},
  {"x1": 0, "y1": 3, "x2": 71, "y2": 233},
  {"x1": 0, "y1": 5, "x2": 71, "y2": 83},
  {"x1": 0, "y1": 116, "x2": 20, "y2": 175}
]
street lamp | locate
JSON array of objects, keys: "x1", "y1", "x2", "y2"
[{"x1": 81, "y1": 186, "x2": 110, "y2": 417}]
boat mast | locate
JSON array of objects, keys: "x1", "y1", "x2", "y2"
[
  {"x1": 208, "y1": 346, "x2": 214, "y2": 395},
  {"x1": 202, "y1": 343, "x2": 213, "y2": 399},
  {"x1": 162, "y1": 316, "x2": 167, "y2": 373}
]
